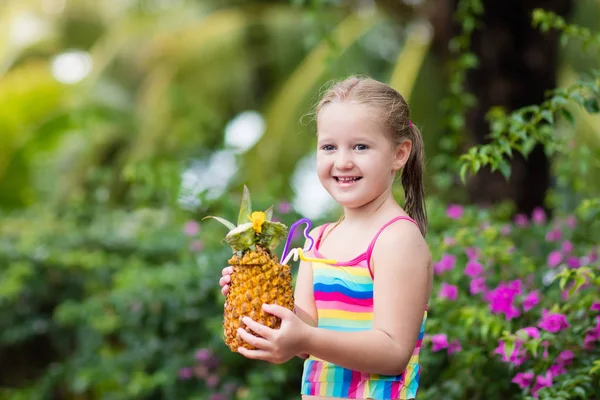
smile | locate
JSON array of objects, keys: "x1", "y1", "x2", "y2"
[{"x1": 334, "y1": 177, "x2": 362, "y2": 183}]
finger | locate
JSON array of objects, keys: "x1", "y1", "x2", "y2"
[
  {"x1": 242, "y1": 316, "x2": 274, "y2": 340},
  {"x1": 237, "y1": 327, "x2": 271, "y2": 350},
  {"x1": 219, "y1": 275, "x2": 231, "y2": 287},
  {"x1": 222, "y1": 266, "x2": 234, "y2": 276},
  {"x1": 221, "y1": 285, "x2": 229, "y2": 296},
  {"x1": 262, "y1": 303, "x2": 293, "y2": 319},
  {"x1": 237, "y1": 346, "x2": 272, "y2": 362}
]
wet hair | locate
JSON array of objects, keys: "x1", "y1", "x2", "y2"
[{"x1": 316, "y1": 76, "x2": 428, "y2": 236}]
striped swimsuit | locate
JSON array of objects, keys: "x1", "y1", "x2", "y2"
[{"x1": 301, "y1": 216, "x2": 427, "y2": 400}]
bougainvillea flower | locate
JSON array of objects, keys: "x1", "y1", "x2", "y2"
[{"x1": 538, "y1": 309, "x2": 570, "y2": 333}]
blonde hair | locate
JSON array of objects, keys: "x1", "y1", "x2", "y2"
[{"x1": 316, "y1": 76, "x2": 428, "y2": 236}]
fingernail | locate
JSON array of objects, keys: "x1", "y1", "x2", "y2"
[
  {"x1": 242, "y1": 317, "x2": 249, "y2": 324},
  {"x1": 238, "y1": 328, "x2": 244, "y2": 334}
]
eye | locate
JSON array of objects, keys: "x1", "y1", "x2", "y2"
[
  {"x1": 354, "y1": 144, "x2": 369, "y2": 151},
  {"x1": 320, "y1": 144, "x2": 335, "y2": 151}
]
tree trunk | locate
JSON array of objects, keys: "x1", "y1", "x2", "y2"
[{"x1": 431, "y1": 0, "x2": 573, "y2": 216}]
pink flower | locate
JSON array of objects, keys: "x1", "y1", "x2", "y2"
[
  {"x1": 556, "y1": 350, "x2": 574, "y2": 365},
  {"x1": 545, "y1": 229, "x2": 561, "y2": 242},
  {"x1": 532, "y1": 207, "x2": 546, "y2": 225},
  {"x1": 448, "y1": 339, "x2": 462, "y2": 354},
  {"x1": 565, "y1": 215, "x2": 577, "y2": 229},
  {"x1": 205, "y1": 374, "x2": 220, "y2": 389},
  {"x1": 430, "y1": 334, "x2": 448, "y2": 352},
  {"x1": 538, "y1": 309, "x2": 570, "y2": 333},
  {"x1": 438, "y1": 283, "x2": 458, "y2": 301},
  {"x1": 470, "y1": 277, "x2": 487, "y2": 295},
  {"x1": 531, "y1": 371, "x2": 553, "y2": 398},
  {"x1": 189, "y1": 240, "x2": 204, "y2": 252},
  {"x1": 464, "y1": 247, "x2": 480, "y2": 260},
  {"x1": 434, "y1": 254, "x2": 456, "y2": 275},
  {"x1": 277, "y1": 202, "x2": 292, "y2": 214},
  {"x1": 494, "y1": 340, "x2": 527, "y2": 366},
  {"x1": 443, "y1": 236, "x2": 456, "y2": 247},
  {"x1": 561, "y1": 241, "x2": 574, "y2": 253},
  {"x1": 178, "y1": 367, "x2": 194, "y2": 380},
  {"x1": 446, "y1": 204, "x2": 463, "y2": 219},
  {"x1": 518, "y1": 326, "x2": 540, "y2": 339},
  {"x1": 547, "y1": 251, "x2": 562, "y2": 268},
  {"x1": 183, "y1": 220, "x2": 200, "y2": 236},
  {"x1": 522, "y1": 291, "x2": 541, "y2": 312},
  {"x1": 195, "y1": 348, "x2": 213, "y2": 362},
  {"x1": 464, "y1": 260, "x2": 483, "y2": 277},
  {"x1": 591, "y1": 302, "x2": 600, "y2": 312},
  {"x1": 485, "y1": 282, "x2": 522, "y2": 320},
  {"x1": 511, "y1": 371, "x2": 534, "y2": 389},
  {"x1": 566, "y1": 256, "x2": 581, "y2": 269},
  {"x1": 583, "y1": 329, "x2": 599, "y2": 350},
  {"x1": 514, "y1": 213, "x2": 529, "y2": 227},
  {"x1": 589, "y1": 247, "x2": 598, "y2": 263},
  {"x1": 549, "y1": 363, "x2": 567, "y2": 377}
]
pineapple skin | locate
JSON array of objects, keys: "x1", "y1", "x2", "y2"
[{"x1": 224, "y1": 245, "x2": 294, "y2": 352}]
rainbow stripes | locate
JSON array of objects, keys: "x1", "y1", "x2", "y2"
[{"x1": 300, "y1": 220, "x2": 427, "y2": 399}]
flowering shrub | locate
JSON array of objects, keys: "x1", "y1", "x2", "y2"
[{"x1": 419, "y1": 199, "x2": 600, "y2": 400}]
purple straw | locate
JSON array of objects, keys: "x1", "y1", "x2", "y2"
[{"x1": 281, "y1": 218, "x2": 313, "y2": 262}]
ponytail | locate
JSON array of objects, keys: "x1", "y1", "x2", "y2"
[{"x1": 401, "y1": 124, "x2": 427, "y2": 237}]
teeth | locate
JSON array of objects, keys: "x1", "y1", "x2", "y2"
[{"x1": 337, "y1": 177, "x2": 358, "y2": 182}]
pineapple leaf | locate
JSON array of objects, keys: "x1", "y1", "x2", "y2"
[
  {"x1": 238, "y1": 185, "x2": 252, "y2": 226},
  {"x1": 202, "y1": 216, "x2": 236, "y2": 231},
  {"x1": 265, "y1": 205, "x2": 274, "y2": 220}
]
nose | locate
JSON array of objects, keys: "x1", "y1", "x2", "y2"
[{"x1": 334, "y1": 150, "x2": 354, "y2": 170}]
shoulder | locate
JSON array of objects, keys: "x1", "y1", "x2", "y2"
[{"x1": 371, "y1": 219, "x2": 431, "y2": 268}]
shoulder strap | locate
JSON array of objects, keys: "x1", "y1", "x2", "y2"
[
  {"x1": 365, "y1": 216, "x2": 419, "y2": 272},
  {"x1": 315, "y1": 223, "x2": 330, "y2": 250}
]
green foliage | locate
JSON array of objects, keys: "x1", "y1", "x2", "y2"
[{"x1": 532, "y1": 9, "x2": 600, "y2": 50}]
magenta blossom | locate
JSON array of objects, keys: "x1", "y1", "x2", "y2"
[
  {"x1": 501, "y1": 224, "x2": 512, "y2": 236},
  {"x1": 514, "y1": 213, "x2": 529, "y2": 227},
  {"x1": 556, "y1": 350, "x2": 574, "y2": 365},
  {"x1": 277, "y1": 202, "x2": 292, "y2": 214},
  {"x1": 205, "y1": 374, "x2": 220, "y2": 389},
  {"x1": 522, "y1": 290, "x2": 541, "y2": 312},
  {"x1": 189, "y1": 240, "x2": 204, "y2": 252},
  {"x1": 494, "y1": 340, "x2": 527, "y2": 366},
  {"x1": 438, "y1": 283, "x2": 458, "y2": 301},
  {"x1": 518, "y1": 326, "x2": 540, "y2": 339},
  {"x1": 591, "y1": 302, "x2": 600, "y2": 312},
  {"x1": 538, "y1": 309, "x2": 570, "y2": 333},
  {"x1": 464, "y1": 247, "x2": 480, "y2": 260},
  {"x1": 532, "y1": 207, "x2": 546, "y2": 225},
  {"x1": 183, "y1": 220, "x2": 200, "y2": 236},
  {"x1": 561, "y1": 240, "x2": 574, "y2": 253},
  {"x1": 565, "y1": 215, "x2": 577, "y2": 229},
  {"x1": 443, "y1": 236, "x2": 456, "y2": 247},
  {"x1": 545, "y1": 229, "x2": 561, "y2": 242},
  {"x1": 566, "y1": 256, "x2": 581, "y2": 269},
  {"x1": 511, "y1": 371, "x2": 534, "y2": 389},
  {"x1": 470, "y1": 277, "x2": 487, "y2": 295},
  {"x1": 464, "y1": 260, "x2": 483, "y2": 277},
  {"x1": 178, "y1": 367, "x2": 194, "y2": 380},
  {"x1": 430, "y1": 334, "x2": 448, "y2": 352},
  {"x1": 195, "y1": 348, "x2": 213, "y2": 362},
  {"x1": 547, "y1": 251, "x2": 562, "y2": 268},
  {"x1": 485, "y1": 281, "x2": 522, "y2": 320},
  {"x1": 448, "y1": 339, "x2": 462, "y2": 354},
  {"x1": 531, "y1": 371, "x2": 553, "y2": 398},
  {"x1": 446, "y1": 204, "x2": 463, "y2": 220},
  {"x1": 434, "y1": 254, "x2": 456, "y2": 275}
]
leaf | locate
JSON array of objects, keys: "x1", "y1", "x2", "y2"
[
  {"x1": 498, "y1": 159, "x2": 511, "y2": 180},
  {"x1": 540, "y1": 109, "x2": 554, "y2": 124},
  {"x1": 583, "y1": 98, "x2": 600, "y2": 113},
  {"x1": 202, "y1": 216, "x2": 236, "y2": 231},
  {"x1": 237, "y1": 185, "x2": 252, "y2": 226},
  {"x1": 560, "y1": 109, "x2": 575, "y2": 125},
  {"x1": 265, "y1": 205, "x2": 274, "y2": 220}
]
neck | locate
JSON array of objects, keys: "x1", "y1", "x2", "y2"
[{"x1": 341, "y1": 188, "x2": 400, "y2": 225}]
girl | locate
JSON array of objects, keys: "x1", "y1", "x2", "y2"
[{"x1": 219, "y1": 76, "x2": 432, "y2": 400}]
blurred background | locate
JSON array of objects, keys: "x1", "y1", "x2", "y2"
[{"x1": 1, "y1": 0, "x2": 599, "y2": 399}]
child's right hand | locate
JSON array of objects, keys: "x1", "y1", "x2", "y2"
[{"x1": 219, "y1": 266, "x2": 234, "y2": 296}]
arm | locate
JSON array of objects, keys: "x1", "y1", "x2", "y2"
[{"x1": 300, "y1": 222, "x2": 432, "y2": 375}]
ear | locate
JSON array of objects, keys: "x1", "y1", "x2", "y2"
[{"x1": 392, "y1": 139, "x2": 412, "y2": 171}]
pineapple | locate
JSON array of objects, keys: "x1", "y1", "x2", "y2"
[{"x1": 204, "y1": 186, "x2": 294, "y2": 352}]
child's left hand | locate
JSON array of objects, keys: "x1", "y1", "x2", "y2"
[{"x1": 237, "y1": 303, "x2": 308, "y2": 364}]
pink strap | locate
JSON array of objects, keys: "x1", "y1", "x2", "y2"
[
  {"x1": 366, "y1": 216, "x2": 419, "y2": 278},
  {"x1": 315, "y1": 223, "x2": 330, "y2": 250}
]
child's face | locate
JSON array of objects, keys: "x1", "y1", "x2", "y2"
[{"x1": 316, "y1": 102, "x2": 405, "y2": 209}]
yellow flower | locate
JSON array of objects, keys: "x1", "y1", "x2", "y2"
[{"x1": 248, "y1": 211, "x2": 266, "y2": 234}]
